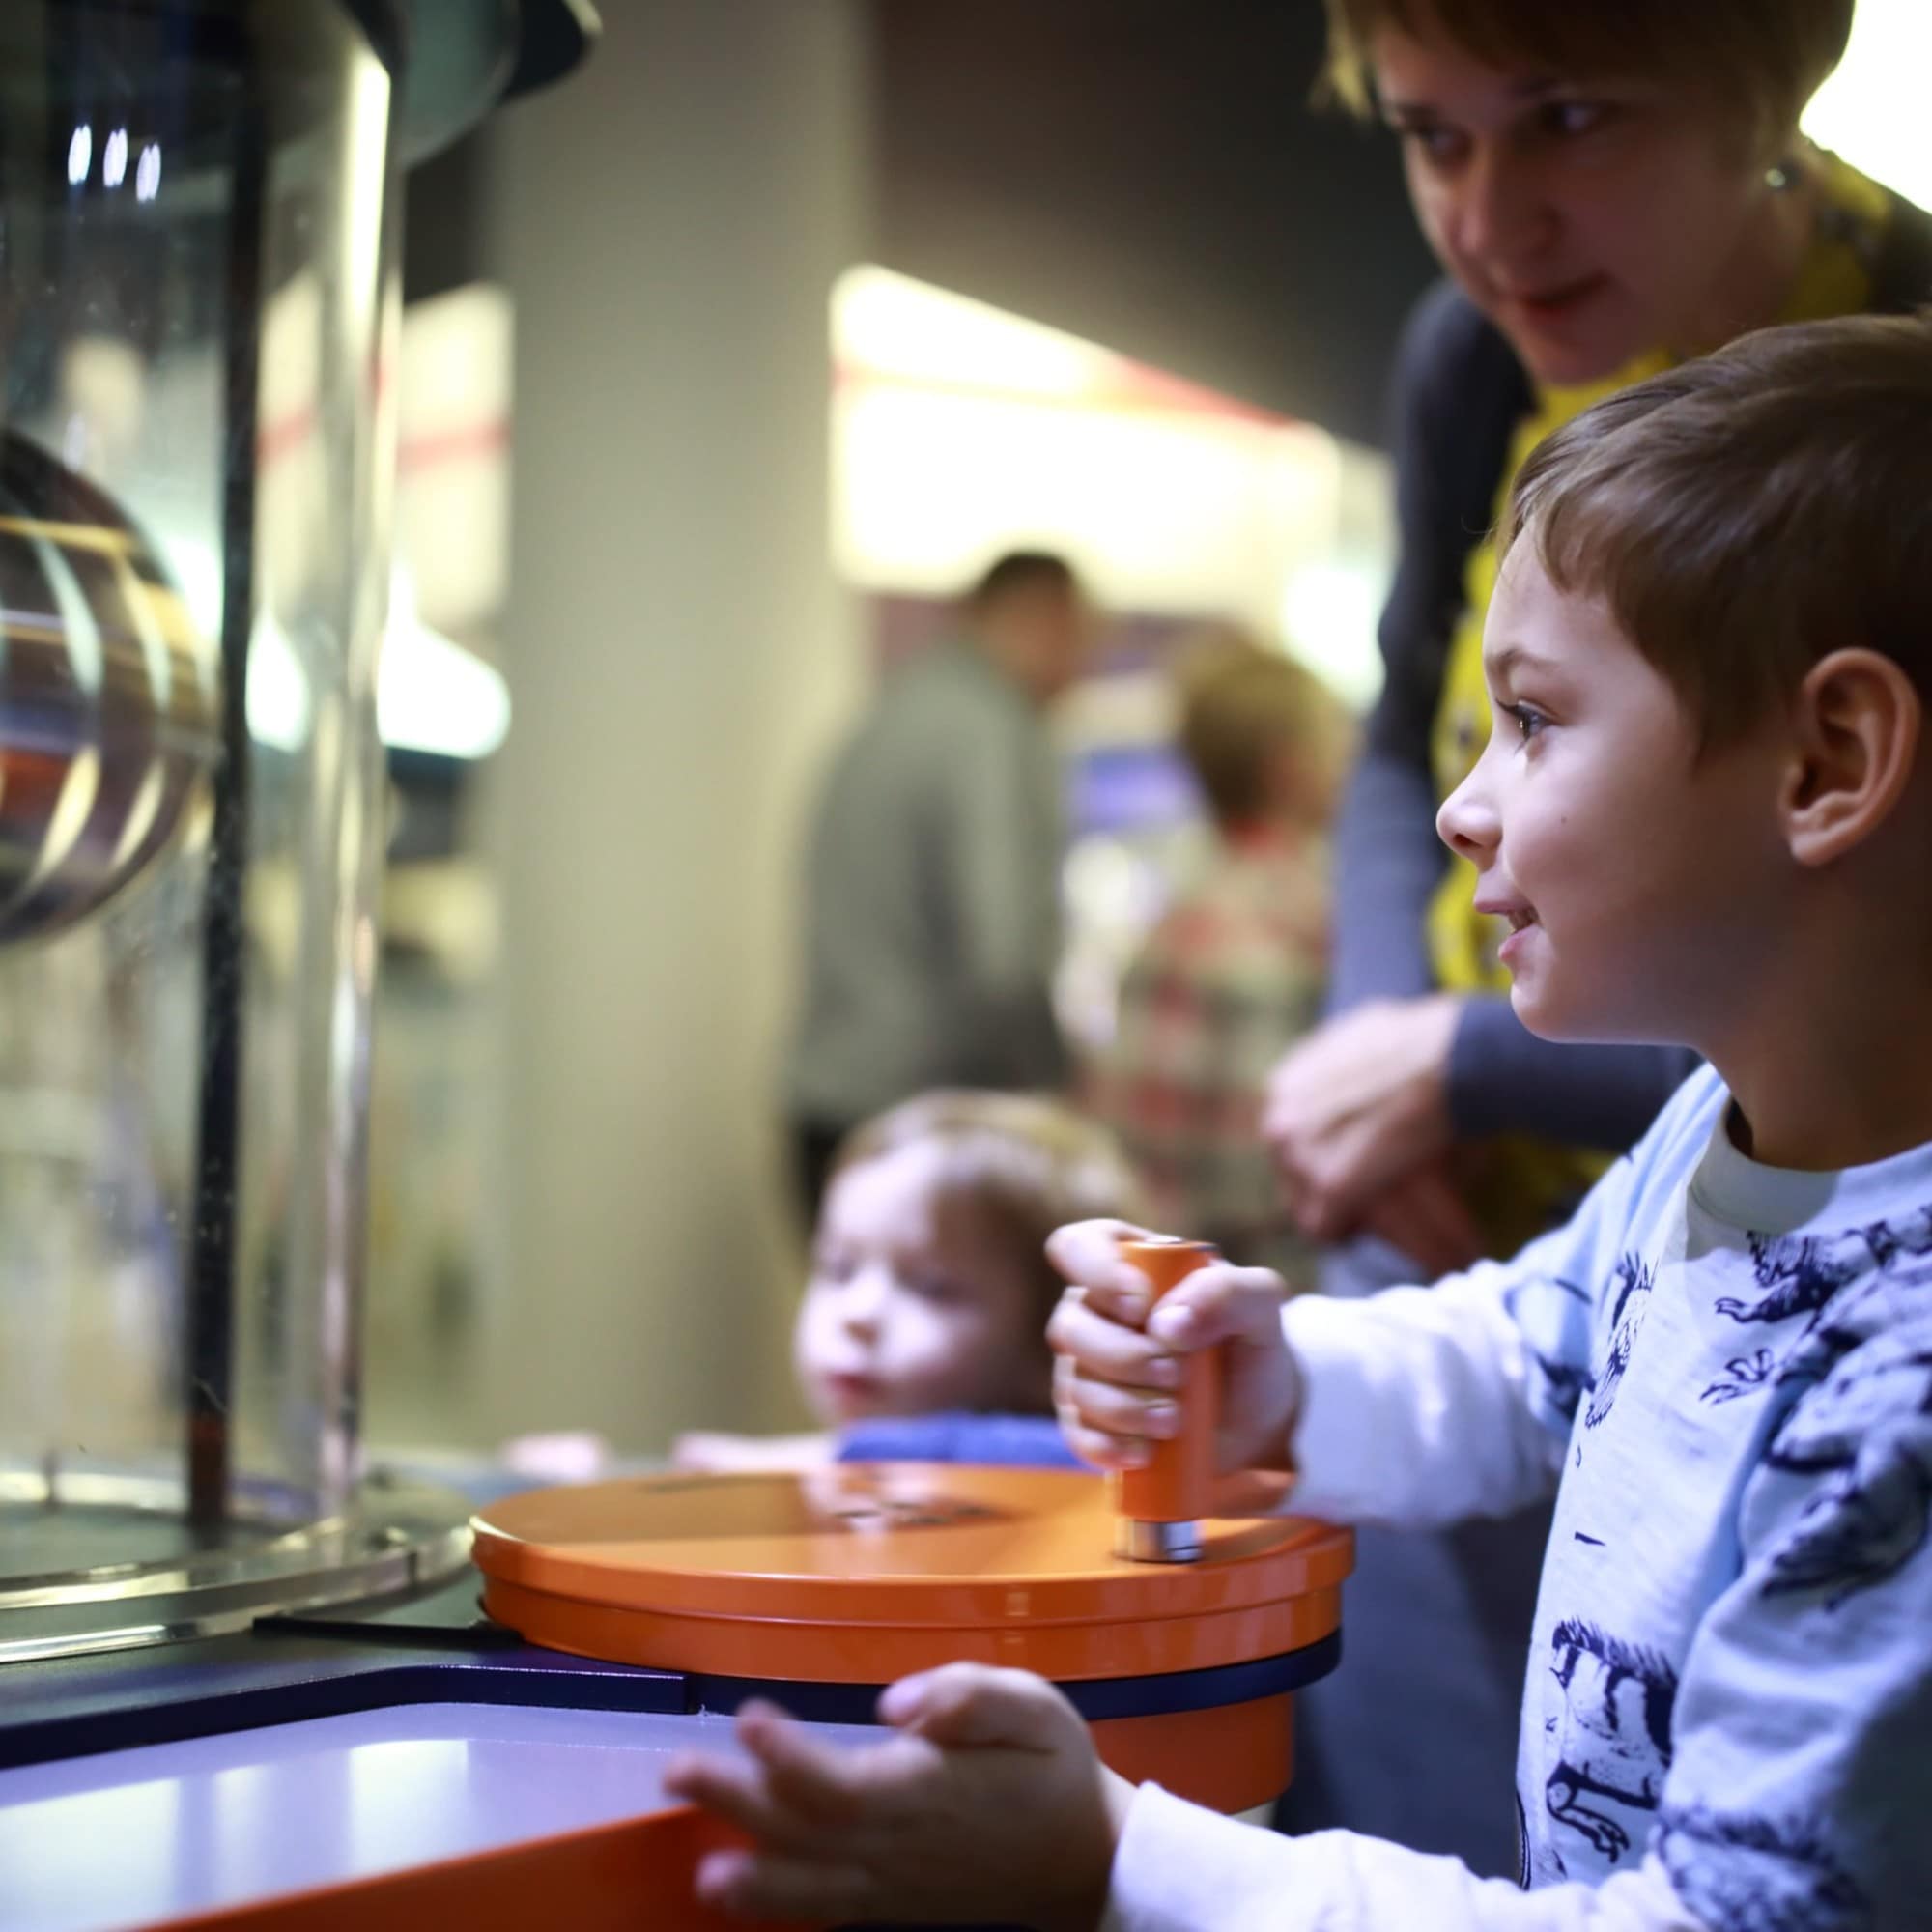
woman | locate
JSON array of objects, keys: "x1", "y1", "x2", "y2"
[{"x1": 1261, "y1": 0, "x2": 1932, "y2": 1876}]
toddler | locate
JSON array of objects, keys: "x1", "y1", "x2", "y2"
[{"x1": 675, "y1": 1090, "x2": 1138, "y2": 1473}]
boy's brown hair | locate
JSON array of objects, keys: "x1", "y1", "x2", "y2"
[
  {"x1": 1320, "y1": 0, "x2": 1853, "y2": 153},
  {"x1": 1503, "y1": 312, "x2": 1932, "y2": 749},
  {"x1": 1174, "y1": 630, "x2": 1349, "y2": 830},
  {"x1": 832, "y1": 1092, "x2": 1141, "y2": 1339}
]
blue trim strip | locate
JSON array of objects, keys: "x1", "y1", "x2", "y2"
[
  {"x1": 0, "y1": 1611, "x2": 1341, "y2": 1770},
  {"x1": 686, "y1": 1631, "x2": 1344, "y2": 1725}
]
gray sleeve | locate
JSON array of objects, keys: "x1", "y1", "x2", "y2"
[
  {"x1": 1329, "y1": 284, "x2": 1525, "y2": 1015},
  {"x1": 1449, "y1": 995, "x2": 1701, "y2": 1151}
]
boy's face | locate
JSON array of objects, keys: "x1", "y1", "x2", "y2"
[
  {"x1": 1437, "y1": 546, "x2": 1790, "y2": 1047},
  {"x1": 795, "y1": 1142, "x2": 1051, "y2": 1429}
]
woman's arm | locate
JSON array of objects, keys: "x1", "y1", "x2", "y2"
[{"x1": 1448, "y1": 1000, "x2": 1702, "y2": 1151}]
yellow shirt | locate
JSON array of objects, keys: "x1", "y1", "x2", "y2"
[{"x1": 1425, "y1": 152, "x2": 1892, "y2": 1246}]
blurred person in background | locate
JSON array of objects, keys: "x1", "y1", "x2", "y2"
[
  {"x1": 1090, "y1": 631, "x2": 1346, "y2": 1284},
  {"x1": 1255, "y1": 0, "x2": 1932, "y2": 1876},
  {"x1": 676, "y1": 1090, "x2": 1138, "y2": 1473},
  {"x1": 786, "y1": 552, "x2": 1094, "y2": 1223}
]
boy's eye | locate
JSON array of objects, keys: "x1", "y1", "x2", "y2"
[
  {"x1": 1507, "y1": 702, "x2": 1548, "y2": 744},
  {"x1": 812, "y1": 1246, "x2": 858, "y2": 1284}
]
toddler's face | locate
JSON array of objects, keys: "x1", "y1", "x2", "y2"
[
  {"x1": 1437, "y1": 546, "x2": 1790, "y2": 1050},
  {"x1": 794, "y1": 1142, "x2": 1050, "y2": 1429}
]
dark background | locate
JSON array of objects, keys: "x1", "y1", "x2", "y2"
[{"x1": 407, "y1": 0, "x2": 1438, "y2": 449}]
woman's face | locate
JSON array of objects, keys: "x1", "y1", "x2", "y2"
[{"x1": 1373, "y1": 24, "x2": 1781, "y2": 384}]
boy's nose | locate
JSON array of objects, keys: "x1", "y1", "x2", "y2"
[{"x1": 1436, "y1": 768, "x2": 1498, "y2": 865}]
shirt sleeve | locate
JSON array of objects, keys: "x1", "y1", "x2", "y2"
[
  {"x1": 1278, "y1": 1071, "x2": 1722, "y2": 1529},
  {"x1": 1105, "y1": 1786, "x2": 1713, "y2": 1932},
  {"x1": 1642, "y1": 1302, "x2": 1932, "y2": 1930}
]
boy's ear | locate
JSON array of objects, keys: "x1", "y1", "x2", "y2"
[{"x1": 1780, "y1": 649, "x2": 1922, "y2": 867}]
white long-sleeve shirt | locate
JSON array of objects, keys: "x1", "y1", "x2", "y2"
[{"x1": 1107, "y1": 1066, "x2": 1932, "y2": 1931}]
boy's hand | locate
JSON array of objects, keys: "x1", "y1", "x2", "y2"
[
  {"x1": 663, "y1": 1662, "x2": 1131, "y2": 1930},
  {"x1": 1044, "y1": 1219, "x2": 1301, "y2": 1477}
]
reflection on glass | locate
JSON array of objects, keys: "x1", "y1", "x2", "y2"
[{"x1": 0, "y1": 1, "x2": 410, "y2": 1625}]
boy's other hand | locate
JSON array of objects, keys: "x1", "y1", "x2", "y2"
[
  {"x1": 1044, "y1": 1219, "x2": 1301, "y2": 1477},
  {"x1": 664, "y1": 1662, "x2": 1129, "y2": 1930}
]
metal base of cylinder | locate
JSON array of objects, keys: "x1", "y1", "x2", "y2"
[{"x1": 0, "y1": 1468, "x2": 472, "y2": 1664}]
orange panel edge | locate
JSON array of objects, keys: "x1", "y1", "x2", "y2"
[{"x1": 143, "y1": 1804, "x2": 814, "y2": 1932}]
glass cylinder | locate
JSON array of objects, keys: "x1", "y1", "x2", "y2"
[{"x1": 0, "y1": 0, "x2": 466, "y2": 1660}]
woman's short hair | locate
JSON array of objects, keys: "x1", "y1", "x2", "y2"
[{"x1": 1321, "y1": 0, "x2": 1854, "y2": 153}]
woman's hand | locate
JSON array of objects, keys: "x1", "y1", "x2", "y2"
[
  {"x1": 665, "y1": 1663, "x2": 1130, "y2": 1930},
  {"x1": 1263, "y1": 994, "x2": 1463, "y2": 1241},
  {"x1": 1043, "y1": 1219, "x2": 1301, "y2": 1477},
  {"x1": 1355, "y1": 1159, "x2": 1486, "y2": 1278}
]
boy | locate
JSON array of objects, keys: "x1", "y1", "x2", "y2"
[{"x1": 668, "y1": 315, "x2": 1932, "y2": 1929}]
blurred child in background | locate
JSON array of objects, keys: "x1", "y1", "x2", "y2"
[
  {"x1": 675, "y1": 1089, "x2": 1139, "y2": 1472},
  {"x1": 1091, "y1": 632, "x2": 1348, "y2": 1284}
]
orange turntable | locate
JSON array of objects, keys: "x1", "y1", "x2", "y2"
[{"x1": 473, "y1": 1239, "x2": 1354, "y2": 1818}]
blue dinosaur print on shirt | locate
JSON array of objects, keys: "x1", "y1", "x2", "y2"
[
  {"x1": 1583, "y1": 1256, "x2": 1653, "y2": 1429},
  {"x1": 1861, "y1": 1205, "x2": 1932, "y2": 1271},
  {"x1": 1544, "y1": 1619, "x2": 1677, "y2": 1863},
  {"x1": 1719, "y1": 1231, "x2": 1870, "y2": 1327},
  {"x1": 1658, "y1": 1804, "x2": 1872, "y2": 1932},
  {"x1": 1760, "y1": 1335, "x2": 1932, "y2": 1608},
  {"x1": 1719, "y1": 1207, "x2": 1932, "y2": 1331},
  {"x1": 1701, "y1": 1348, "x2": 1776, "y2": 1406},
  {"x1": 1763, "y1": 1444, "x2": 1932, "y2": 1608},
  {"x1": 1505, "y1": 1275, "x2": 1596, "y2": 1424},
  {"x1": 1536, "y1": 1354, "x2": 1595, "y2": 1425}
]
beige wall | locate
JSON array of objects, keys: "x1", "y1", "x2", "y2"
[{"x1": 472, "y1": 1, "x2": 871, "y2": 1449}]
